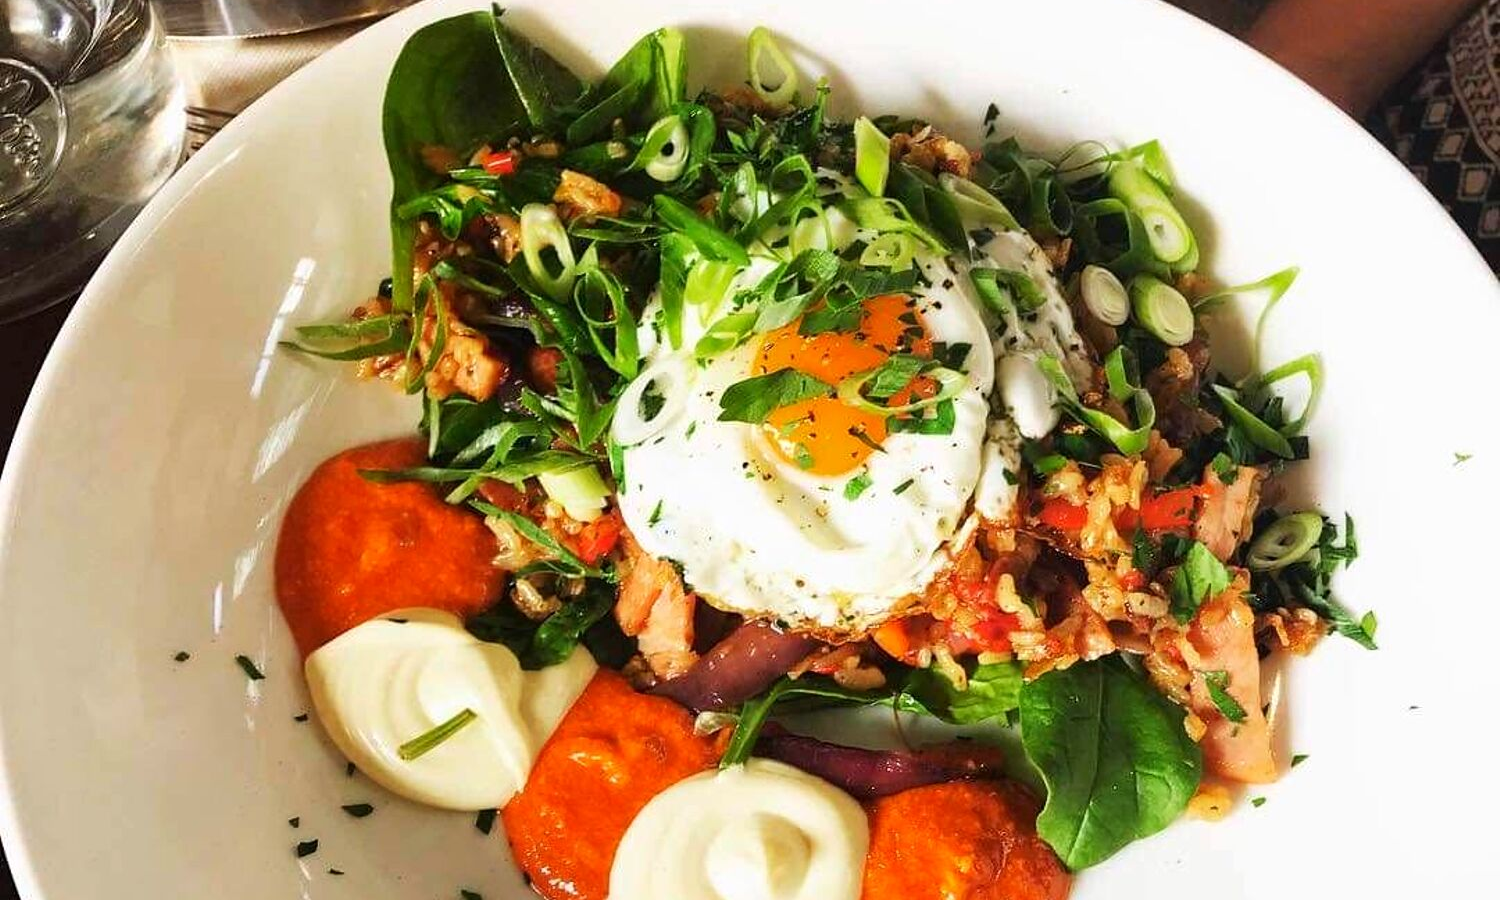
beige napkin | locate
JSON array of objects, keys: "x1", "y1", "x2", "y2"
[{"x1": 167, "y1": 20, "x2": 370, "y2": 115}]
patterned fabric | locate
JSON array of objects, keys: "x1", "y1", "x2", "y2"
[{"x1": 1366, "y1": 0, "x2": 1500, "y2": 271}]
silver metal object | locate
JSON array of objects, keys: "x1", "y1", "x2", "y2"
[{"x1": 158, "y1": 0, "x2": 418, "y2": 39}]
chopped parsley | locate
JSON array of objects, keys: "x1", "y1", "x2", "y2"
[
  {"x1": 1291, "y1": 753, "x2": 1309, "y2": 768},
  {"x1": 1250, "y1": 796, "x2": 1266, "y2": 808},
  {"x1": 844, "y1": 472, "x2": 873, "y2": 500},
  {"x1": 1168, "y1": 541, "x2": 1231, "y2": 623},
  {"x1": 717, "y1": 369, "x2": 829, "y2": 424},
  {"x1": 893, "y1": 478, "x2": 914, "y2": 495},
  {"x1": 792, "y1": 444, "x2": 815, "y2": 470},
  {"x1": 647, "y1": 500, "x2": 664, "y2": 526},
  {"x1": 341, "y1": 803, "x2": 375, "y2": 818},
  {"x1": 1454, "y1": 452, "x2": 1473, "y2": 466},
  {"x1": 475, "y1": 808, "x2": 498, "y2": 835},
  {"x1": 172, "y1": 651, "x2": 190, "y2": 663},
  {"x1": 295, "y1": 839, "x2": 319, "y2": 858},
  {"x1": 234, "y1": 655, "x2": 266, "y2": 681},
  {"x1": 1202, "y1": 670, "x2": 1247, "y2": 722}
]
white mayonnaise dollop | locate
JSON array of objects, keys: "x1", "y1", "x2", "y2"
[
  {"x1": 608, "y1": 759, "x2": 868, "y2": 900},
  {"x1": 304, "y1": 608, "x2": 595, "y2": 811}
]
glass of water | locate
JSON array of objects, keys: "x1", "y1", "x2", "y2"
[{"x1": 0, "y1": 0, "x2": 185, "y2": 322}]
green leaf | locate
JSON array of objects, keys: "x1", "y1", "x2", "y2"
[
  {"x1": 900, "y1": 661, "x2": 1023, "y2": 725},
  {"x1": 1202, "y1": 670, "x2": 1247, "y2": 722},
  {"x1": 527, "y1": 587, "x2": 613, "y2": 668},
  {"x1": 1169, "y1": 541, "x2": 1231, "y2": 623},
  {"x1": 843, "y1": 472, "x2": 873, "y2": 500},
  {"x1": 490, "y1": 6, "x2": 583, "y2": 132},
  {"x1": 970, "y1": 267, "x2": 1047, "y2": 314},
  {"x1": 382, "y1": 10, "x2": 546, "y2": 311},
  {"x1": 1038, "y1": 347, "x2": 1155, "y2": 455},
  {"x1": 653, "y1": 194, "x2": 750, "y2": 265},
  {"x1": 470, "y1": 504, "x2": 603, "y2": 578},
  {"x1": 717, "y1": 368, "x2": 830, "y2": 424},
  {"x1": 1020, "y1": 655, "x2": 1203, "y2": 870},
  {"x1": 719, "y1": 677, "x2": 890, "y2": 768}
]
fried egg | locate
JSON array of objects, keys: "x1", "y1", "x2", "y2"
[{"x1": 613, "y1": 182, "x2": 1089, "y2": 632}]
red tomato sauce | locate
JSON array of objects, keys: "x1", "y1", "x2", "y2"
[
  {"x1": 274, "y1": 437, "x2": 505, "y2": 656},
  {"x1": 862, "y1": 780, "x2": 1071, "y2": 900},
  {"x1": 501, "y1": 669, "x2": 721, "y2": 900}
]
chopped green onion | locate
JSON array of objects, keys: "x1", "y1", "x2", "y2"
[
  {"x1": 1247, "y1": 512, "x2": 1323, "y2": 572},
  {"x1": 788, "y1": 203, "x2": 834, "y2": 255},
  {"x1": 1129, "y1": 274, "x2": 1195, "y2": 346},
  {"x1": 1038, "y1": 347, "x2": 1155, "y2": 455},
  {"x1": 1107, "y1": 159, "x2": 1195, "y2": 266},
  {"x1": 684, "y1": 257, "x2": 740, "y2": 317},
  {"x1": 1193, "y1": 266, "x2": 1299, "y2": 375},
  {"x1": 746, "y1": 26, "x2": 798, "y2": 107},
  {"x1": 837, "y1": 364, "x2": 966, "y2": 417},
  {"x1": 853, "y1": 116, "x2": 890, "y2": 197},
  {"x1": 635, "y1": 114, "x2": 690, "y2": 182},
  {"x1": 519, "y1": 204, "x2": 577, "y2": 303},
  {"x1": 1080, "y1": 264, "x2": 1129, "y2": 326},
  {"x1": 860, "y1": 233, "x2": 917, "y2": 270},
  {"x1": 654, "y1": 194, "x2": 750, "y2": 265},
  {"x1": 1254, "y1": 352, "x2": 1323, "y2": 437},
  {"x1": 614, "y1": 355, "x2": 692, "y2": 445},
  {"x1": 971, "y1": 267, "x2": 1046, "y2": 314},
  {"x1": 397, "y1": 708, "x2": 478, "y2": 761},
  {"x1": 694, "y1": 309, "x2": 758, "y2": 361},
  {"x1": 937, "y1": 173, "x2": 1022, "y2": 232},
  {"x1": 537, "y1": 466, "x2": 610, "y2": 523},
  {"x1": 1212, "y1": 384, "x2": 1294, "y2": 459},
  {"x1": 1202, "y1": 671, "x2": 1247, "y2": 723},
  {"x1": 844, "y1": 472, "x2": 873, "y2": 499},
  {"x1": 572, "y1": 261, "x2": 640, "y2": 377},
  {"x1": 837, "y1": 196, "x2": 947, "y2": 251}
]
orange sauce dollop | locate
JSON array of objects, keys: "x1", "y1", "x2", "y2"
[
  {"x1": 274, "y1": 437, "x2": 505, "y2": 656},
  {"x1": 501, "y1": 670, "x2": 721, "y2": 900},
  {"x1": 862, "y1": 780, "x2": 1071, "y2": 900}
]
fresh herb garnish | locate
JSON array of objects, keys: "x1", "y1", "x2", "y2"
[
  {"x1": 1291, "y1": 753, "x2": 1310, "y2": 768},
  {"x1": 288, "y1": 817, "x2": 300, "y2": 828},
  {"x1": 173, "y1": 651, "x2": 190, "y2": 662},
  {"x1": 295, "y1": 839, "x2": 319, "y2": 858},
  {"x1": 398, "y1": 709, "x2": 478, "y2": 761},
  {"x1": 293, "y1": 713, "x2": 309, "y2": 723},
  {"x1": 844, "y1": 472, "x2": 873, "y2": 499},
  {"x1": 475, "y1": 808, "x2": 498, "y2": 835},
  {"x1": 1454, "y1": 452, "x2": 1473, "y2": 466},
  {"x1": 893, "y1": 478, "x2": 914, "y2": 495},
  {"x1": 235, "y1": 655, "x2": 265, "y2": 681},
  {"x1": 340, "y1": 803, "x2": 375, "y2": 818},
  {"x1": 647, "y1": 500, "x2": 664, "y2": 526},
  {"x1": 1168, "y1": 541, "x2": 1231, "y2": 623},
  {"x1": 717, "y1": 368, "x2": 830, "y2": 424},
  {"x1": 1202, "y1": 670, "x2": 1247, "y2": 722},
  {"x1": 1251, "y1": 796, "x2": 1266, "y2": 808}
]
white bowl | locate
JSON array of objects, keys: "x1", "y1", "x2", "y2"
[{"x1": 2, "y1": 0, "x2": 1497, "y2": 896}]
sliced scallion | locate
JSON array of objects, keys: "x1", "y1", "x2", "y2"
[
  {"x1": 1129, "y1": 274, "x2": 1195, "y2": 346},
  {"x1": 837, "y1": 365, "x2": 966, "y2": 417},
  {"x1": 1108, "y1": 159, "x2": 1195, "y2": 266},
  {"x1": 1193, "y1": 266, "x2": 1300, "y2": 375},
  {"x1": 684, "y1": 257, "x2": 740, "y2": 317},
  {"x1": 860, "y1": 233, "x2": 917, "y2": 270},
  {"x1": 635, "y1": 114, "x2": 690, "y2": 182},
  {"x1": 613, "y1": 355, "x2": 693, "y2": 445},
  {"x1": 1255, "y1": 352, "x2": 1324, "y2": 437},
  {"x1": 853, "y1": 116, "x2": 890, "y2": 197},
  {"x1": 1247, "y1": 512, "x2": 1323, "y2": 572},
  {"x1": 519, "y1": 204, "x2": 577, "y2": 303},
  {"x1": 746, "y1": 26, "x2": 798, "y2": 107},
  {"x1": 937, "y1": 173, "x2": 1022, "y2": 232},
  {"x1": 1212, "y1": 384, "x2": 1294, "y2": 459},
  {"x1": 1038, "y1": 346, "x2": 1156, "y2": 455},
  {"x1": 1080, "y1": 264, "x2": 1129, "y2": 326},
  {"x1": 397, "y1": 708, "x2": 477, "y2": 761}
]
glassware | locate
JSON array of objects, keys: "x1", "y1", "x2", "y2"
[{"x1": 0, "y1": 0, "x2": 185, "y2": 322}]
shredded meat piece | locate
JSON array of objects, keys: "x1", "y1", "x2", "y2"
[
  {"x1": 888, "y1": 125, "x2": 975, "y2": 178},
  {"x1": 1142, "y1": 430, "x2": 1184, "y2": 483},
  {"x1": 1194, "y1": 464, "x2": 1264, "y2": 561},
  {"x1": 1145, "y1": 340, "x2": 1213, "y2": 445},
  {"x1": 1184, "y1": 571, "x2": 1277, "y2": 783},
  {"x1": 1039, "y1": 236, "x2": 1072, "y2": 269},
  {"x1": 418, "y1": 293, "x2": 509, "y2": 401},
  {"x1": 481, "y1": 212, "x2": 522, "y2": 263},
  {"x1": 615, "y1": 529, "x2": 698, "y2": 678},
  {"x1": 553, "y1": 170, "x2": 623, "y2": 222}
]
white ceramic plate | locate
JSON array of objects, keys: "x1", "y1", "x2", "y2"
[{"x1": 2, "y1": 0, "x2": 1497, "y2": 896}]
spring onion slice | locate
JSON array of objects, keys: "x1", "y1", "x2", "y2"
[
  {"x1": 684, "y1": 257, "x2": 740, "y2": 316},
  {"x1": 614, "y1": 354, "x2": 694, "y2": 445},
  {"x1": 853, "y1": 116, "x2": 890, "y2": 197},
  {"x1": 694, "y1": 309, "x2": 758, "y2": 361},
  {"x1": 1192, "y1": 266, "x2": 1300, "y2": 376},
  {"x1": 1247, "y1": 512, "x2": 1324, "y2": 572},
  {"x1": 860, "y1": 233, "x2": 917, "y2": 270},
  {"x1": 573, "y1": 262, "x2": 640, "y2": 377},
  {"x1": 654, "y1": 194, "x2": 751, "y2": 265},
  {"x1": 971, "y1": 268, "x2": 1047, "y2": 314},
  {"x1": 633, "y1": 114, "x2": 690, "y2": 182},
  {"x1": 1080, "y1": 264, "x2": 1129, "y2": 325},
  {"x1": 1038, "y1": 347, "x2": 1155, "y2": 455},
  {"x1": 1211, "y1": 384, "x2": 1294, "y2": 459},
  {"x1": 937, "y1": 173, "x2": 1022, "y2": 232},
  {"x1": 838, "y1": 196, "x2": 947, "y2": 251},
  {"x1": 520, "y1": 204, "x2": 578, "y2": 303},
  {"x1": 1255, "y1": 352, "x2": 1324, "y2": 437},
  {"x1": 397, "y1": 708, "x2": 478, "y2": 761},
  {"x1": 746, "y1": 26, "x2": 798, "y2": 107},
  {"x1": 1108, "y1": 159, "x2": 1194, "y2": 265},
  {"x1": 837, "y1": 365, "x2": 966, "y2": 417},
  {"x1": 1129, "y1": 274, "x2": 1195, "y2": 346},
  {"x1": 788, "y1": 201, "x2": 834, "y2": 256}
]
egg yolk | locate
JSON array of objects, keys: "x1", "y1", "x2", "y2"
[{"x1": 751, "y1": 293, "x2": 933, "y2": 476}]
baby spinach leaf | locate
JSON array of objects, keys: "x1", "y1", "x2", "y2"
[
  {"x1": 491, "y1": 6, "x2": 582, "y2": 132},
  {"x1": 718, "y1": 369, "x2": 830, "y2": 424},
  {"x1": 899, "y1": 661, "x2": 1023, "y2": 725},
  {"x1": 467, "y1": 584, "x2": 613, "y2": 670},
  {"x1": 1020, "y1": 655, "x2": 1202, "y2": 870},
  {"x1": 1168, "y1": 541, "x2": 1231, "y2": 623},
  {"x1": 382, "y1": 10, "x2": 535, "y2": 311},
  {"x1": 565, "y1": 28, "x2": 686, "y2": 144}
]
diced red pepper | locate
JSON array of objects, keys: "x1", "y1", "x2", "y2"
[
  {"x1": 477, "y1": 480, "x2": 527, "y2": 513},
  {"x1": 481, "y1": 150, "x2": 521, "y2": 176},
  {"x1": 1037, "y1": 485, "x2": 1205, "y2": 535},
  {"x1": 570, "y1": 509, "x2": 622, "y2": 565}
]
